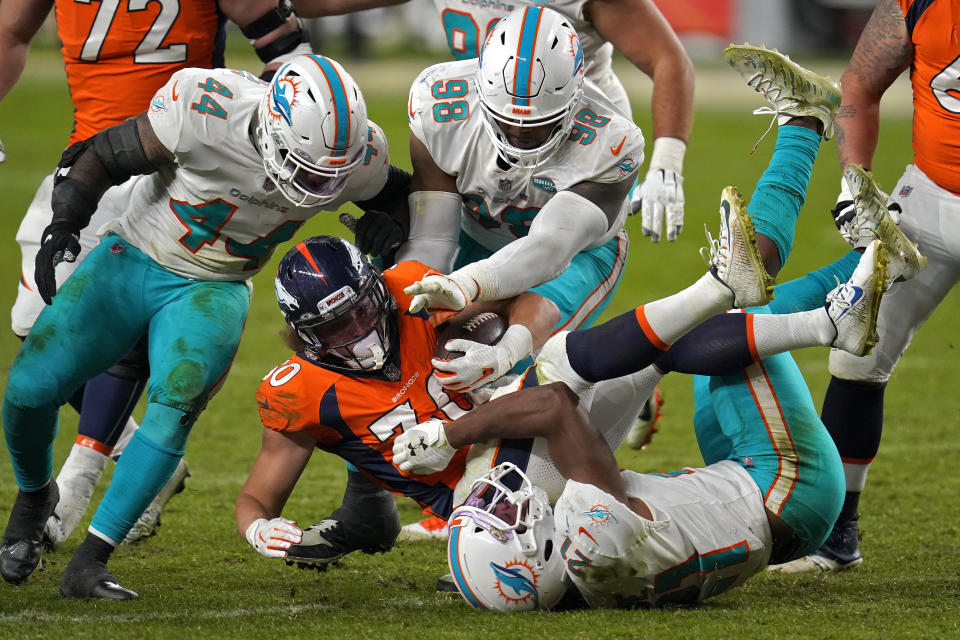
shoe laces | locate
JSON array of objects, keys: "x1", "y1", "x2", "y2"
[
  {"x1": 825, "y1": 275, "x2": 858, "y2": 317},
  {"x1": 700, "y1": 226, "x2": 728, "y2": 273}
]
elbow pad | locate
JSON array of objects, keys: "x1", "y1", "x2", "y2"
[{"x1": 92, "y1": 118, "x2": 157, "y2": 186}]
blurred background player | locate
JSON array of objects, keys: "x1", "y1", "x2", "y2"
[
  {"x1": 0, "y1": 0, "x2": 312, "y2": 549},
  {"x1": 774, "y1": 0, "x2": 952, "y2": 574},
  {"x1": 0, "y1": 54, "x2": 411, "y2": 599}
]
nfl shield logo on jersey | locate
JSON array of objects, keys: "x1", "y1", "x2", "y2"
[{"x1": 498, "y1": 178, "x2": 512, "y2": 190}]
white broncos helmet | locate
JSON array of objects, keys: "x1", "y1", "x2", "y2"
[
  {"x1": 476, "y1": 6, "x2": 585, "y2": 169},
  {"x1": 447, "y1": 463, "x2": 567, "y2": 612},
  {"x1": 256, "y1": 54, "x2": 368, "y2": 207}
]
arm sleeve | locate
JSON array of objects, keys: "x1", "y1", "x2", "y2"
[
  {"x1": 393, "y1": 190, "x2": 463, "y2": 272},
  {"x1": 453, "y1": 190, "x2": 608, "y2": 301}
]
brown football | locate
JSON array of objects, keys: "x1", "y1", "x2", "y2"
[{"x1": 434, "y1": 311, "x2": 508, "y2": 360}]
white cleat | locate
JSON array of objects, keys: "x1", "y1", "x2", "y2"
[
  {"x1": 624, "y1": 383, "x2": 664, "y2": 450},
  {"x1": 397, "y1": 515, "x2": 449, "y2": 542},
  {"x1": 703, "y1": 186, "x2": 775, "y2": 308},
  {"x1": 826, "y1": 239, "x2": 889, "y2": 357},
  {"x1": 842, "y1": 164, "x2": 926, "y2": 281},
  {"x1": 43, "y1": 444, "x2": 108, "y2": 550},
  {"x1": 123, "y1": 459, "x2": 191, "y2": 545},
  {"x1": 723, "y1": 43, "x2": 842, "y2": 138},
  {"x1": 534, "y1": 332, "x2": 596, "y2": 401}
]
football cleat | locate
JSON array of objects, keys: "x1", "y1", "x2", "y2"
[
  {"x1": 285, "y1": 489, "x2": 400, "y2": 571},
  {"x1": 842, "y1": 164, "x2": 926, "y2": 281},
  {"x1": 43, "y1": 444, "x2": 109, "y2": 551},
  {"x1": 769, "y1": 516, "x2": 863, "y2": 574},
  {"x1": 702, "y1": 186, "x2": 775, "y2": 308},
  {"x1": 723, "y1": 43, "x2": 841, "y2": 140},
  {"x1": 123, "y1": 459, "x2": 191, "y2": 545},
  {"x1": 59, "y1": 555, "x2": 139, "y2": 600},
  {"x1": 397, "y1": 515, "x2": 448, "y2": 542},
  {"x1": 826, "y1": 239, "x2": 888, "y2": 357},
  {"x1": 1, "y1": 481, "x2": 59, "y2": 585},
  {"x1": 624, "y1": 383, "x2": 664, "y2": 450}
]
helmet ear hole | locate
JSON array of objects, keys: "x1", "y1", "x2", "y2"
[{"x1": 543, "y1": 538, "x2": 554, "y2": 561}]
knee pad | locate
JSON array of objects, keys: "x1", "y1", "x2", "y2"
[
  {"x1": 140, "y1": 402, "x2": 198, "y2": 452},
  {"x1": 6, "y1": 361, "x2": 68, "y2": 409},
  {"x1": 152, "y1": 357, "x2": 211, "y2": 411}
]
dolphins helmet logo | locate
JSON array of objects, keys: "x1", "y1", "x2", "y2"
[
  {"x1": 269, "y1": 75, "x2": 300, "y2": 126},
  {"x1": 491, "y1": 559, "x2": 541, "y2": 609},
  {"x1": 584, "y1": 504, "x2": 617, "y2": 525}
]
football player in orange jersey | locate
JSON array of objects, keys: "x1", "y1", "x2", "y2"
[
  {"x1": 772, "y1": 0, "x2": 954, "y2": 574},
  {"x1": 236, "y1": 235, "x2": 561, "y2": 566},
  {"x1": 0, "y1": 0, "x2": 314, "y2": 549}
]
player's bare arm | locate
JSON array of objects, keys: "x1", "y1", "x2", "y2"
[
  {"x1": 585, "y1": 0, "x2": 693, "y2": 143},
  {"x1": 442, "y1": 382, "x2": 650, "y2": 516},
  {"x1": 292, "y1": 0, "x2": 407, "y2": 18},
  {"x1": 0, "y1": 0, "x2": 54, "y2": 106},
  {"x1": 235, "y1": 428, "x2": 316, "y2": 537},
  {"x1": 460, "y1": 292, "x2": 561, "y2": 352},
  {"x1": 836, "y1": 0, "x2": 912, "y2": 170}
]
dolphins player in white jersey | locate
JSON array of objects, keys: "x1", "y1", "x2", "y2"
[
  {"x1": 294, "y1": 0, "x2": 694, "y2": 242},
  {"x1": 0, "y1": 54, "x2": 409, "y2": 600}
]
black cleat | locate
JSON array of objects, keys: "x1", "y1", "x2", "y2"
[
  {"x1": 1, "y1": 482, "x2": 59, "y2": 585},
  {"x1": 436, "y1": 572, "x2": 457, "y2": 593},
  {"x1": 285, "y1": 484, "x2": 401, "y2": 572},
  {"x1": 59, "y1": 555, "x2": 138, "y2": 600},
  {"x1": 768, "y1": 515, "x2": 863, "y2": 573}
]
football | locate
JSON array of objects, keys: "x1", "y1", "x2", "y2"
[{"x1": 434, "y1": 311, "x2": 508, "y2": 360}]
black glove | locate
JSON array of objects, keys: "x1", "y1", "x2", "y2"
[
  {"x1": 355, "y1": 209, "x2": 405, "y2": 257},
  {"x1": 35, "y1": 222, "x2": 81, "y2": 305}
]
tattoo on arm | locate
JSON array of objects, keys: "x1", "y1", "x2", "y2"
[{"x1": 847, "y1": 0, "x2": 913, "y2": 93}]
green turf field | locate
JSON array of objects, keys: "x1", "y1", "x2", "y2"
[{"x1": 0, "y1": 43, "x2": 958, "y2": 639}]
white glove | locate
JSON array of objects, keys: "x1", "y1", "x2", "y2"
[
  {"x1": 637, "y1": 168, "x2": 685, "y2": 242},
  {"x1": 245, "y1": 517, "x2": 303, "y2": 559},
  {"x1": 392, "y1": 418, "x2": 455, "y2": 474},
  {"x1": 432, "y1": 340, "x2": 513, "y2": 392},
  {"x1": 0, "y1": 137, "x2": 5, "y2": 163},
  {"x1": 432, "y1": 324, "x2": 533, "y2": 392},
  {"x1": 404, "y1": 273, "x2": 475, "y2": 314},
  {"x1": 833, "y1": 176, "x2": 902, "y2": 248}
]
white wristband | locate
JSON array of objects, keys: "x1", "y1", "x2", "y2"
[
  {"x1": 395, "y1": 190, "x2": 462, "y2": 272},
  {"x1": 649, "y1": 137, "x2": 686, "y2": 174}
]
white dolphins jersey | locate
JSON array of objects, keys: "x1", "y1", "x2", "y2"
[
  {"x1": 408, "y1": 59, "x2": 643, "y2": 253},
  {"x1": 100, "y1": 67, "x2": 390, "y2": 281},
  {"x1": 431, "y1": 0, "x2": 629, "y2": 113},
  {"x1": 554, "y1": 460, "x2": 773, "y2": 608}
]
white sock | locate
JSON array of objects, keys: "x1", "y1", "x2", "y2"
[
  {"x1": 110, "y1": 416, "x2": 140, "y2": 461},
  {"x1": 751, "y1": 308, "x2": 835, "y2": 359},
  {"x1": 51, "y1": 443, "x2": 109, "y2": 544},
  {"x1": 641, "y1": 272, "x2": 732, "y2": 346}
]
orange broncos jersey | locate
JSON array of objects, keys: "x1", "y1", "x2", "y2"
[
  {"x1": 54, "y1": 0, "x2": 222, "y2": 144},
  {"x1": 898, "y1": 0, "x2": 960, "y2": 194},
  {"x1": 256, "y1": 261, "x2": 473, "y2": 519}
]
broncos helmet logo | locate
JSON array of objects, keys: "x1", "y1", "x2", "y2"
[
  {"x1": 274, "y1": 277, "x2": 300, "y2": 313},
  {"x1": 491, "y1": 561, "x2": 539, "y2": 608}
]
